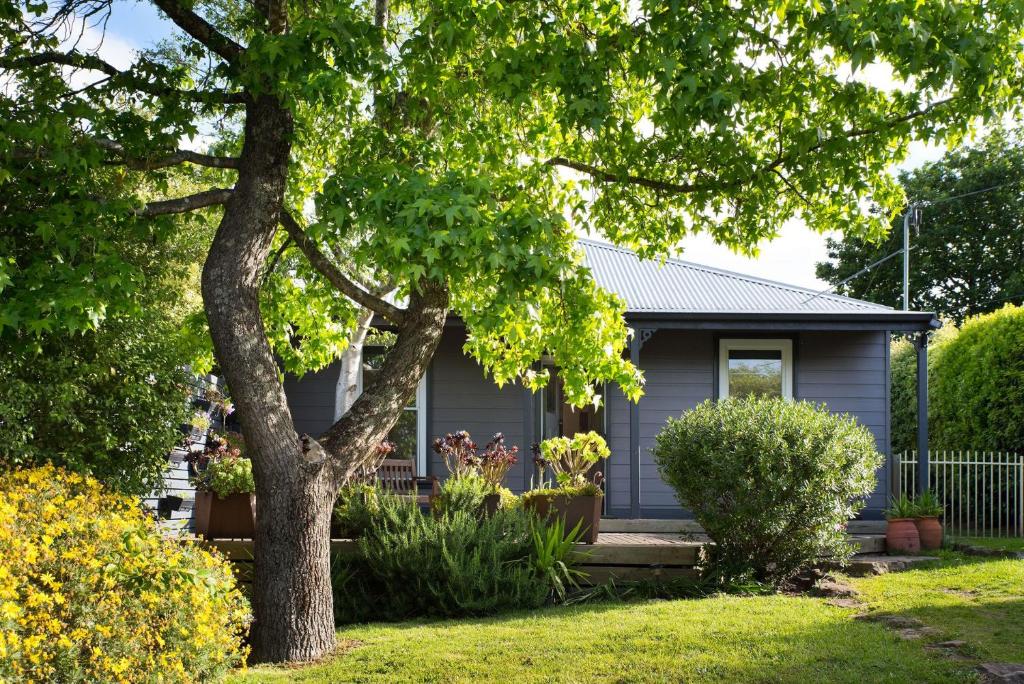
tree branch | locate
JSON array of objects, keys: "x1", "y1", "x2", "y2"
[
  {"x1": 279, "y1": 210, "x2": 407, "y2": 325},
  {"x1": 138, "y1": 188, "x2": 233, "y2": 216},
  {"x1": 546, "y1": 157, "x2": 698, "y2": 194},
  {"x1": 549, "y1": 98, "x2": 956, "y2": 197},
  {"x1": 95, "y1": 138, "x2": 240, "y2": 170},
  {"x1": 0, "y1": 50, "x2": 247, "y2": 104},
  {"x1": 150, "y1": 0, "x2": 245, "y2": 65}
]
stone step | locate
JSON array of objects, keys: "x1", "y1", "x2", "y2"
[{"x1": 846, "y1": 554, "x2": 939, "y2": 576}]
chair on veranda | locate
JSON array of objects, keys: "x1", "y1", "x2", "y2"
[{"x1": 375, "y1": 458, "x2": 439, "y2": 507}]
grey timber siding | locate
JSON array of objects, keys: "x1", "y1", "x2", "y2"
[
  {"x1": 606, "y1": 329, "x2": 891, "y2": 518},
  {"x1": 275, "y1": 327, "x2": 892, "y2": 518},
  {"x1": 796, "y1": 331, "x2": 890, "y2": 514},
  {"x1": 428, "y1": 330, "x2": 529, "y2": 491},
  {"x1": 607, "y1": 330, "x2": 715, "y2": 517},
  {"x1": 283, "y1": 364, "x2": 342, "y2": 437}
]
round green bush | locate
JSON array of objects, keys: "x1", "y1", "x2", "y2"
[{"x1": 652, "y1": 397, "x2": 882, "y2": 585}]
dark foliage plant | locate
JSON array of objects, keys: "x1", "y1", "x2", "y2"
[{"x1": 652, "y1": 397, "x2": 882, "y2": 586}]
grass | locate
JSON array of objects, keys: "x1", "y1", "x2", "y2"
[
  {"x1": 950, "y1": 536, "x2": 1024, "y2": 553},
  {"x1": 846, "y1": 551, "x2": 1024, "y2": 663},
  {"x1": 232, "y1": 596, "x2": 968, "y2": 683},
  {"x1": 232, "y1": 553, "x2": 1024, "y2": 683}
]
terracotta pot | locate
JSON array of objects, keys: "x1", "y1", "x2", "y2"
[
  {"x1": 523, "y1": 493, "x2": 602, "y2": 544},
  {"x1": 480, "y1": 493, "x2": 502, "y2": 517},
  {"x1": 194, "y1": 491, "x2": 255, "y2": 540},
  {"x1": 885, "y1": 518, "x2": 921, "y2": 554},
  {"x1": 914, "y1": 516, "x2": 943, "y2": 550}
]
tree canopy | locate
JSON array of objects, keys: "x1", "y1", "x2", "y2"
[
  {"x1": 5, "y1": 0, "x2": 1024, "y2": 403},
  {"x1": 817, "y1": 128, "x2": 1024, "y2": 322}
]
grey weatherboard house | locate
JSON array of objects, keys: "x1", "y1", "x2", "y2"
[{"x1": 283, "y1": 239, "x2": 939, "y2": 520}]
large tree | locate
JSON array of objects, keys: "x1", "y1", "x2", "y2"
[
  {"x1": 817, "y1": 128, "x2": 1024, "y2": 322},
  {"x1": 3, "y1": 0, "x2": 1023, "y2": 664}
]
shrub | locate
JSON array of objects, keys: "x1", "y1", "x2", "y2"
[
  {"x1": 652, "y1": 397, "x2": 882, "y2": 585},
  {"x1": 431, "y1": 473, "x2": 491, "y2": 515},
  {"x1": 891, "y1": 305, "x2": 1024, "y2": 453},
  {"x1": 0, "y1": 315, "x2": 194, "y2": 497},
  {"x1": 332, "y1": 497, "x2": 576, "y2": 623},
  {"x1": 0, "y1": 465, "x2": 250, "y2": 682},
  {"x1": 931, "y1": 305, "x2": 1024, "y2": 452},
  {"x1": 332, "y1": 482, "x2": 382, "y2": 538}
]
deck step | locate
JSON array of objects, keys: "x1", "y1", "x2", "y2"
[{"x1": 600, "y1": 518, "x2": 886, "y2": 535}]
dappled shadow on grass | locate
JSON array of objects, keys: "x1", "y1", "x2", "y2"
[{"x1": 849, "y1": 553, "x2": 1024, "y2": 664}]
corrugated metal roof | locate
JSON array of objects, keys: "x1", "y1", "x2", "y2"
[{"x1": 578, "y1": 238, "x2": 893, "y2": 314}]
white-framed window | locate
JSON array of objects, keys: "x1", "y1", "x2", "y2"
[
  {"x1": 718, "y1": 338, "x2": 793, "y2": 400},
  {"x1": 359, "y1": 348, "x2": 428, "y2": 475}
]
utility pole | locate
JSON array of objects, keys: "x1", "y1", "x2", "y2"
[{"x1": 902, "y1": 204, "x2": 921, "y2": 310}]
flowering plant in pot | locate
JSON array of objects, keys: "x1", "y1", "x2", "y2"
[
  {"x1": 190, "y1": 433, "x2": 256, "y2": 540},
  {"x1": 911, "y1": 490, "x2": 944, "y2": 550},
  {"x1": 431, "y1": 431, "x2": 519, "y2": 515},
  {"x1": 521, "y1": 431, "x2": 609, "y2": 544},
  {"x1": 883, "y1": 494, "x2": 920, "y2": 554},
  {"x1": 478, "y1": 433, "x2": 519, "y2": 515}
]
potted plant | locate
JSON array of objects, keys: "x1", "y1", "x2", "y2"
[
  {"x1": 478, "y1": 433, "x2": 519, "y2": 515},
  {"x1": 191, "y1": 434, "x2": 256, "y2": 540},
  {"x1": 884, "y1": 494, "x2": 920, "y2": 554},
  {"x1": 522, "y1": 431, "x2": 609, "y2": 544},
  {"x1": 431, "y1": 431, "x2": 519, "y2": 516},
  {"x1": 911, "y1": 490, "x2": 944, "y2": 550}
]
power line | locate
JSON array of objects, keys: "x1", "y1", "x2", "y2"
[
  {"x1": 806, "y1": 177, "x2": 1024, "y2": 306},
  {"x1": 802, "y1": 247, "x2": 913, "y2": 305}
]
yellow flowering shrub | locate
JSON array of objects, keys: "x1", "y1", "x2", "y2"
[{"x1": 0, "y1": 465, "x2": 250, "y2": 683}]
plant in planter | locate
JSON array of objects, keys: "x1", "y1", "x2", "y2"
[
  {"x1": 521, "y1": 431, "x2": 609, "y2": 544},
  {"x1": 884, "y1": 494, "x2": 921, "y2": 554},
  {"x1": 191, "y1": 434, "x2": 255, "y2": 540},
  {"x1": 478, "y1": 433, "x2": 519, "y2": 515},
  {"x1": 432, "y1": 431, "x2": 481, "y2": 478},
  {"x1": 911, "y1": 490, "x2": 944, "y2": 550},
  {"x1": 431, "y1": 431, "x2": 520, "y2": 516}
]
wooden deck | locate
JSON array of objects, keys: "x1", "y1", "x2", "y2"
[{"x1": 204, "y1": 530, "x2": 885, "y2": 587}]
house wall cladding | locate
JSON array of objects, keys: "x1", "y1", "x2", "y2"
[
  {"x1": 605, "y1": 329, "x2": 891, "y2": 518},
  {"x1": 274, "y1": 326, "x2": 891, "y2": 517},
  {"x1": 282, "y1": 364, "x2": 343, "y2": 438},
  {"x1": 428, "y1": 331, "x2": 531, "y2": 491}
]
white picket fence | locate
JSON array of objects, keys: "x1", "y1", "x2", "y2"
[{"x1": 897, "y1": 451, "x2": 1024, "y2": 538}]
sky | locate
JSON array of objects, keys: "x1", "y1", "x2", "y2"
[{"x1": 87, "y1": 4, "x2": 952, "y2": 291}]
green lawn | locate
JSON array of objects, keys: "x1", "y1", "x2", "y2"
[
  {"x1": 846, "y1": 552, "x2": 1024, "y2": 663},
  {"x1": 951, "y1": 536, "x2": 1024, "y2": 553},
  {"x1": 232, "y1": 553, "x2": 1023, "y2": 683},
  {"x1": 233, "y1": 597, "x2": 967, "y2": 683}
]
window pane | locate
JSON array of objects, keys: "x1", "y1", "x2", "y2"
[
  {"x1": 387, "y1": 410, "x2": 418, "y2": 460},
  {"x1": 728, "y1": 351, "x2": 783, "y2": 398}
]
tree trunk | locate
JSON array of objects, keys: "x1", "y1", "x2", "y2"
[
  {"x1": 201, "y1": 94, "x2": 337, "y2": 663},
  {"x1": 335, "y1": 308, "x2": 374, "y2": 420},
  {"x1": 201, "y1": 88, "x2": 450, "y2": 664},
  {"x1": 321, "y1": 281, "x2": 449, "y2": 482}
]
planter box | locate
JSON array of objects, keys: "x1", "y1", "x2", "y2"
[
  {"x1": 524, "y1": 493, "x2": 602, "y2": 544},
  {"x1": 481, "y1": 493, "x2": 502, "y2": 517},
  {"x1": 194, "y1": 491, "x2": 255, "y2": 540}
]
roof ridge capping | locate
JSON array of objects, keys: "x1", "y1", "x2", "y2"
[{"x1": 575, "y1": 237, "x2": 893, "y2": 312}]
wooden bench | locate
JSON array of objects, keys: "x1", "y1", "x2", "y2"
[{"x1": 376, "y1": 458, "x2": 439, "y2": 506}]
